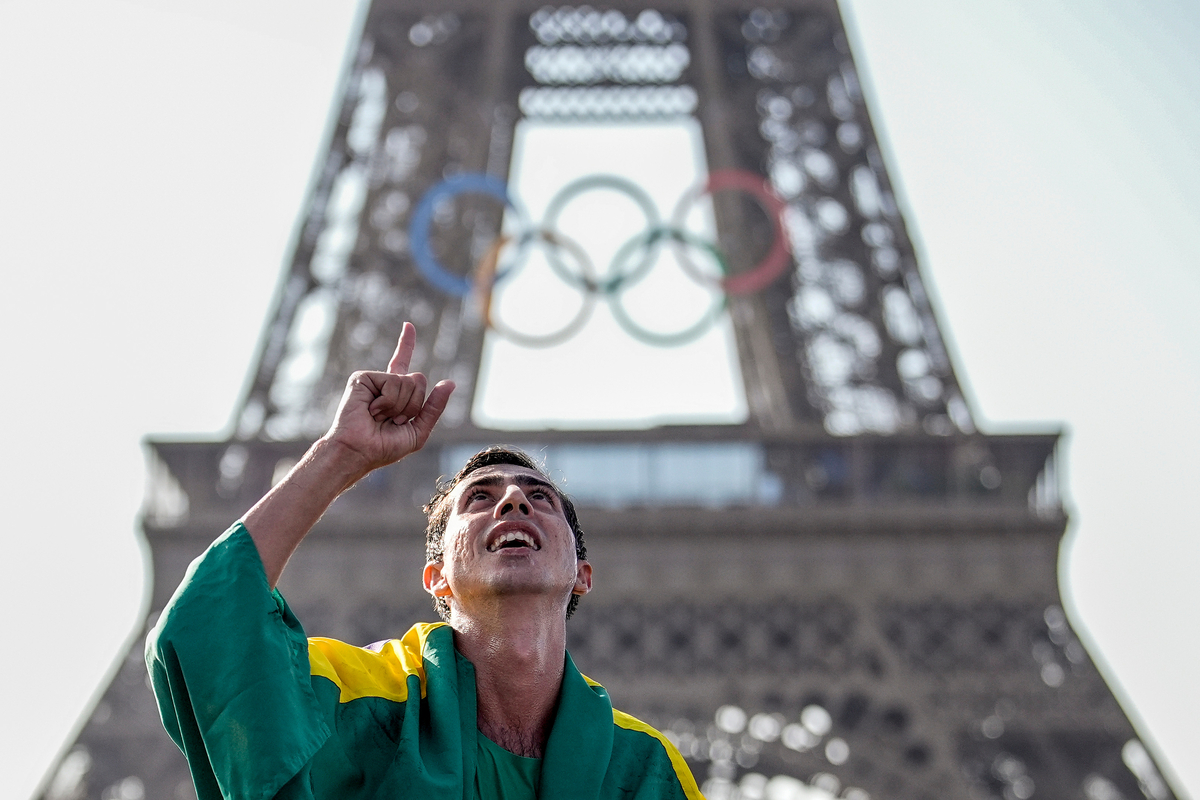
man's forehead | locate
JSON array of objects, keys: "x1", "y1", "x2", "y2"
[{"x1": 453, "y1": 464, "x2": 554, "y2": 492}]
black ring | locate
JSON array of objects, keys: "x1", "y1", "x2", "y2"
[{"x1": 542, "y1": 174, "x2": 662, "y2": 293}]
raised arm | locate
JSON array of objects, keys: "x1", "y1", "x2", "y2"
[{"x1": 243, "y1": 322, "x2": 454, "y2": 587}]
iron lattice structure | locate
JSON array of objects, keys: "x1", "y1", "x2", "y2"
[{"x1": 41, "y1": 2, "x2": 1178, "y2": 800}]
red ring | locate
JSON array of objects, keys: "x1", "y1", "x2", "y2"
[{"x1": 670, "y1": 169, "x2": 792, "y2": 296}]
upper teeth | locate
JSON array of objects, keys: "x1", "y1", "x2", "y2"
[{"x1": 490, "y1": 531, "x2": 535, "y2": 551}]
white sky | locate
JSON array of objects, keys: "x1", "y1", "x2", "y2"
[{"x1": 0, "y1": 1, "x2": 1197, "y2": 797}]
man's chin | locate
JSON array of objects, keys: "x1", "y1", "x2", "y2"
[{"x1": 470, "y1": 577, "x2": 576, "y2": 605}]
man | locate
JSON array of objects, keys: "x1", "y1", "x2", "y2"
[{"x1": 146, "y1": 322, "x2": 704, "y2": 800}]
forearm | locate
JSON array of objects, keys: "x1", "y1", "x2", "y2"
[
  {"x1": 238, "y1": 322, "x2": 452, "y2": 587},
  {"x1": 242, "y1": 436, "x2": 371, "y2": 588}
]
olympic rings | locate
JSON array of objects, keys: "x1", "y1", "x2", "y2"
[
  {"x1": 670, "y1": 169, "x2": 790, "y2": 296},
  {"x1": 408, "y1": 173, "x2": 530, "y2": 297},
  {"x1": 406, "y1": 169, "x2": 791, "y2": 346}
]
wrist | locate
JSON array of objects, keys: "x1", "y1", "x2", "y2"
[{"x1": 307, "y1": 435, "x2": 375, "y2": 491}]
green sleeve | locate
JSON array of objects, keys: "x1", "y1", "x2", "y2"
[{"x1": 145, "y1": 523, "x2": 331, "y2": 800}]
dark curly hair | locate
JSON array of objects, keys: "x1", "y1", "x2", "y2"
[{"x1": 423, "y1": 445, "x2": 587, "y2": 621}]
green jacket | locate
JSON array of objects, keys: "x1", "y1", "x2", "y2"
[{"x1": 146, "y1": 523, "x2": 704, "y2": 800}]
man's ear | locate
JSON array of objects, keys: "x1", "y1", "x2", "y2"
[
  {"x1": 572, "y1": 560, "x2": 593, "y2": 597},
  {"x1": 423, "y1": 561, "x2": 452, "y2": 598}
]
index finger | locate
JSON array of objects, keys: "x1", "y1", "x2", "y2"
[{"x1": 387, "y1": 321, "x2": 417, "y2": 374}]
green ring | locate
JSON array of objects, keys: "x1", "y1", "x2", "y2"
[{"x1": 606, "y1": 227, "x2": 731, "y2": 347}]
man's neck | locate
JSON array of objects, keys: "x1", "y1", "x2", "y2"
[{"x1": 451, "y1": 598, "x2": 569, "y2": 758}]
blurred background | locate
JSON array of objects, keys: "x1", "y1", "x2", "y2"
[{"x1": 0, "y1": 0, "x2": 1196, "y2": 797}]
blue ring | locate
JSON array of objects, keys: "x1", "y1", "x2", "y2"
[{"x1": 408, "y1": 173, "x2": 528, "y2": 297}]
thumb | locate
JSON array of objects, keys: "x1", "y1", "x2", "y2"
[{"x1": 410, "y1": 381, "x2": 456, "y2": 446}]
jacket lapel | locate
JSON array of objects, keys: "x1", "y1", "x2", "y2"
[{"x1": 539, "y1": 652, "x2": 614, "y2": 800}]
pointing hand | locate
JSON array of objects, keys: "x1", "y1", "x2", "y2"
[{"x1": 324, "y1": 322, "x2": 455, "y2": 475}]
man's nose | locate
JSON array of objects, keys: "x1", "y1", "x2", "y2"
[{"x1": 494, "y1": 484, "x2": 530, "y2": 517}]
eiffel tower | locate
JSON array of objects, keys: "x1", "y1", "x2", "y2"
[{"x1": 40, "y1": 2, "x2": 1179, "y2": 799}]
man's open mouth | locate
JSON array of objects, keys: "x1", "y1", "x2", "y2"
[{"x1": 487, "y1": 531, "x2": 539, "y2": 552}]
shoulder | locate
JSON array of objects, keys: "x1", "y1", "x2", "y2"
[
  {"x1": 578, "y1": 676, "x2": 677, "y2": 755},
  {"x1": 308, "y1": 621, "x2": 449, "y2": 704},
  {"x1": 579, "y1": 673, "x2": 703, "y2": 800}
]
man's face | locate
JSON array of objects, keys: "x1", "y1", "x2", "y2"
[{"x1": 423, "y1": 464, "x2": 591, "y2": 618}]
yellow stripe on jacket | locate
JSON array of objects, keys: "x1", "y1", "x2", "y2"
[{"x1": 308, "y1": 621, "x2": 445, "y2": 704}]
